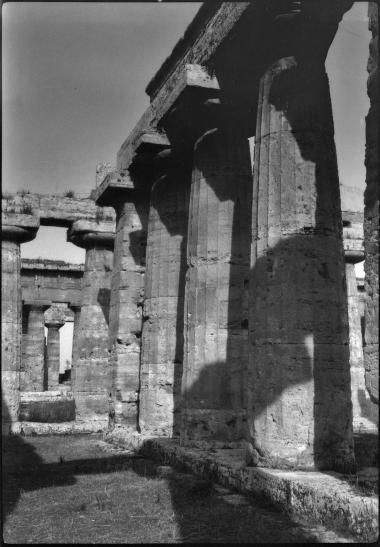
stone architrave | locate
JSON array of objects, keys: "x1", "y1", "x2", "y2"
[
  {"x1": 45, "y1": 305, "x2": 66, "y2": 390},
  {"x1": 247, "y1": 2, "x2": 355, "y2": 472},
  {"x1": 20, "y1": 303, "x2": 47, "y2": 392},
  {"x1": 1, "y1": 213, "x2": 39, "y2": 434},
  {"x1": 94, "y1": 173, "x2": 149, "y2": 429},
  {"x1": 67, "y1": 219, "x2": 115, "y2": 424},
  {"x1": 139, "y1": 168, "x2": 190, "y2": 437},
  {"x1": 364, "y1": 2, "x2": 378, "y2": 404}
]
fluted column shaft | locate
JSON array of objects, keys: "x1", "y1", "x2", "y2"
[
  {"x1": 109, "y1": 198, "x2": 148, "y2": 428},
  {"x1": 247, "y1": 3, "x2": 354, "y2": 471},
  {"x1": 181, "y1": 128, "x2": 252, "y2": 447},
  {"x1": 68, "y1": 223, "x2": 114, "y2": 424},
  {"x1": 139, "y1": 172, "x2": 190, "y2": 436},
  {"x1": 20, "y1": 304, "x2": 46, "y2": 391}
]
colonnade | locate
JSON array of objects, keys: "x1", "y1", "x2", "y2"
[
  {"x1": 1, "y1": 1, "x2": 377, "y2": 472},
  {"x1": 91, "y1": 0, "x2": 378, "y2": 472}
]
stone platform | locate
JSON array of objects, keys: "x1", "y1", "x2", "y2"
[
  {"x1": 18, "y1": 419, "x2": 108, "y2": 436},
  {"x1": 19, "y1": 391, "x2": 75, "y2": 423},
  {"x1": 105, "y1": 431, "x2": 378, "y2": 542}
]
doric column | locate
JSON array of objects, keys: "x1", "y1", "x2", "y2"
[
  {"x1": 181, "y1": 126, "x2": 252, "y2": 447},
  {"x1": 70, "y1": 305, "x2": 81, "y2": 371},
  {"x1": 1, "y1": 213, "x2": 39, "y2": 434},
  {"x1": 343, "y1": 213, "x2": 378, "y2": 433},
  {"x1": 20, "y1": 302, "x2": 47, "y2": 392},
  {"x1": 94, "y1": 172, "x2": 150, "y2": 429},
  {"x1": 139, "y1": 158, "x2": 191, "y2": 437},
  {"x1": 364, "y1": 2, "x2": 378, "y2": 404},
  {"x1": 67, "y1": 220, "x2": 115, "y2": 423},
  {"x1": 247, "y1": 1, "x2": 355, "y2": 471},
  {"x1": 45, "y1": 305, "x2": 66, "y2": 390}
]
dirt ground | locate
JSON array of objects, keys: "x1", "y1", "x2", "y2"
[{"x1": 2, "y1": 434, "x2": 354, "y2": 543}]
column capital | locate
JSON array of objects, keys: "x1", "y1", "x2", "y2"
[
  {"x1": 264, "y1": 0, "x2": 354, "y2": 65},
  {"x1": 342, "y1": 211, "x2": 365, "y2": 264},
  {"x1": 44, "y1": 305, "x2": 66, "y2": 329},
  {"x1": 158, "y1": 64, "x2": 221, "y2": 146},
  {"x1": 1, "y1": 213, "x2": 39, "y2": 244},
  {"x1": 67, "y1": 219, "x2": 115, "y2": 249},
  {"x1": 92, "y1": 170, "x2": 149, "y2": 209}
]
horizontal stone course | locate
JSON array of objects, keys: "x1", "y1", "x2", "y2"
[{"x1": 136, "y1": 437, "x2": 378, "y2": 542}]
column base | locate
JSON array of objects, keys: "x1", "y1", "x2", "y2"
[
  {"x1": 244, "y1": 438, "x2": 356, "y2": 473},
  {"x1": 180, "y1": 408, "x2": 246, "y2": 448}
]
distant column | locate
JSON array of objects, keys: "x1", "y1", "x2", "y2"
[
  {"x1": 20, "y1": 303, "x2": 47, "y2": 392},
  {"x1": 95, "y1": 171, "x2": 152, "y2": 431},
  {"x1": 45, "y1": 306, "x2": 66, "y2": 391},
  {"x1": 343, "y1": 215, "x2": 378, "y2": 432},
  {"x1": 68, "y1": 220, "x2": 115, "y2": 424},
  {"x1": 247, "y1": 2, "x2": 355, "y2": 471},
  {"x1": 70, "y1": 306, "x2": 81, "y2": 372},
  {"x1": 1, "y1": 213, "x2": 39, "y2": 434}
]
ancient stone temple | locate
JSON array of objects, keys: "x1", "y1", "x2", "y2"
[{"x1": 1, "y1": 1, "x2": 378, "y2": 474}]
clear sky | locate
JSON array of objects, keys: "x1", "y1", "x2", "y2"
[{"x1": 3, "y1": 1, "x2": 370, "y2": 268}]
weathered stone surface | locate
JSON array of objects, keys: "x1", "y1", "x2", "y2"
[
  {"x1": 140, "y1": 438, "x2": 378, "y2": 543},
  {"x1": 2, "y1": 193, "x2": 115, "y2": 227},
  {"x1": 110, "y1": 197, "x2": 148, "y2": 428},
  {"x1": 342, "y1": 215, "x2": 377, "y2": 435},
  {"x1": 117, "y1": 4, "x2": 250, "y2": 170},
  {"x1": 364, "y1": 2, "x2": 378, "y2": 404},
  {"x1": 19, "y1": 391, "x2": 75, "y2": 422},
  {"x1": 2, "y1": 214, "x2": 39, "y2": 433},
  {"x1": 68, "y1": 221, "x2": 114, "y2": 423},
  {"x1": 20, "y1": 304, "x2": 46, "y2": 392},
  {"x1": 45, "y1": 305, "x2": 66, "y2": 391},
  {"x1": 21, "y1": 259, "x2": 84, "y2": 308},
  {"x1": 139, "y1": 172, "x2": 190, "y2": 437},
  {"x1": 247, "y1": 4, "x2": 354, "y2": 471},
  {"x1": 181, "y1": 127, "x2": 252, "y2": 447},
  {"x1": 346, "y1": 263, "x2": 378, "y2": 433}
]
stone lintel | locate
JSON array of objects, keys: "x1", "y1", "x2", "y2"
[
  {"x1": 1, "y1": 213, "x2": 40, "y2": 243},
  {"x1": 22, "y1": 299, "x2": 52, "y2": 308},
  {"x1": 21, "y1": 258, "x2": 85, "y2": 272},
  {"x1": 67, "y1": 219, "x2": 115, "y2": 249},
  {"x1": 2, "y1": 193, "x2": 115, "y2": 226}
]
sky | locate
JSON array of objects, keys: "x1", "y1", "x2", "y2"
[{"x1": 3, "y1": 0, "x2": 371, "y2": 269}]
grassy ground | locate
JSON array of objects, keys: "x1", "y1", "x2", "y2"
[{"x1": 2, "y1": 434, "x2": 353, "y2": 543}]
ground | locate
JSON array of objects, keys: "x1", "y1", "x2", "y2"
[{"x1": 2, "y1": 434, "x2": 354, "y2": 544}]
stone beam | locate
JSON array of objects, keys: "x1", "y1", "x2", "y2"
[
  {"x1": 21, "y1": 259, "x2": 84, "y2": 309},
  {"x1": 2, "y1": 193, "x2": 115, "y2": 227}
]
